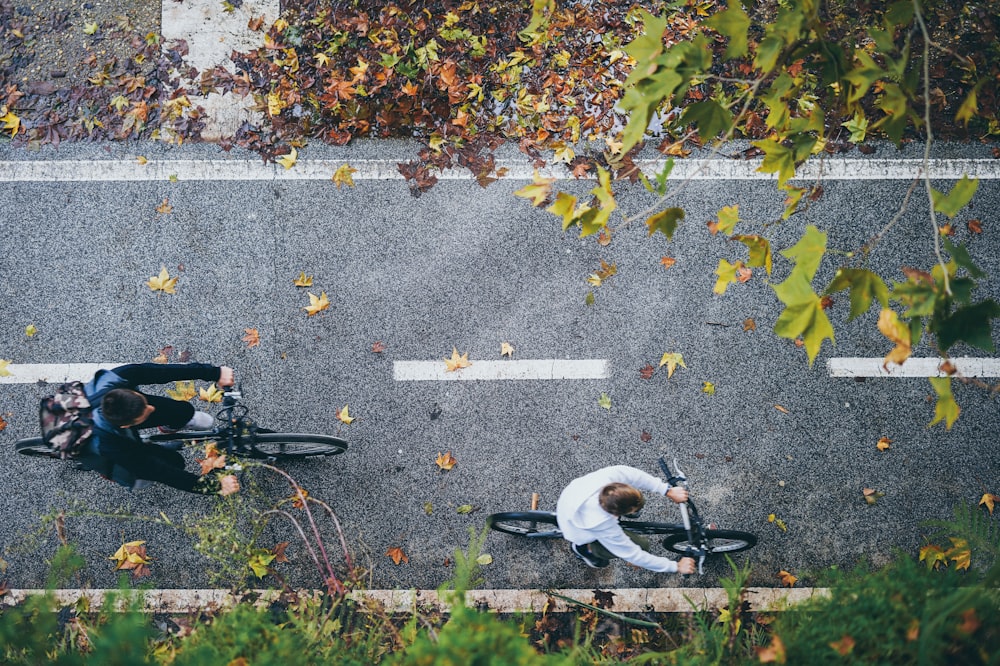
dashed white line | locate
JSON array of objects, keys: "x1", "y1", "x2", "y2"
[
  {"x1": 0, "y1": 363, "x2": 117, "y2": 384},
  {"x1": 1, "y1": 158, "x2": 999, "y2": 183},
  {"x1": 393, "y1": 359, "x2": 609, "y2": 381},
  {"x1": 827, "y1": 357, "x2": 1000, "y2": 378}
]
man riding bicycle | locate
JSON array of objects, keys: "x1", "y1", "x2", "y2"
[
  {"x1": 556, "y1": 465, "x2": 696, "y2": 573},
  {"x1": 78, "y1": 362, "x2": 239, "y2": 495}
]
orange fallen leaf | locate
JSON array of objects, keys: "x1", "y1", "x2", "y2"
[
  {"x1": 436, "y1": 451, "x2": 457, "y2": 470},
  {"x1": 957, "y1": 608, "x2": 980, "y2": 634},
  {"x1": 743, "y1": 318, "x2": 756, "y2": 332},
  {"x1": 877, "y1": 437, "x2": 892, "y2": 451},
  {"x1": 660, "y1": 256, "x2": 676, "y2": 269},
  {"x1": 242, "y1": 328, "x2": 260, "y2": 348},
  {"x1": 862, "y1": 488, "x2": 884, "y2": 505},
  {"x1": 197, "y1": 447, "x2": 227, "y2": 475},
  {"x1": 829, "y1": 635, "x2": 855, "y2": 656},
  {"x1": 737, "y1": 267, "x2": 753, "y2": 283},
  {"x1": 907, "y1": 619, "x2": 920, "y2": 641},
  {"x1": 967, "y1": 219, "x2": 982, "y2": 234},
  {"x1": 156, "y1": 198, "x2": 173, "y2": 214},
  {"x1": 597, "y1": 228, "x2": 611, "y2": 246},
  {"x1": 0, "y1": 414, "x2": 7, "y2": 432},
  {"x1": 289, "y1": 488, "x2": 310, "y2": 509},
  {"x1": 755, "y1": 635, "x2": 786, "y2": 663},
  {"x1": 372, "y1": 340, "x2": 386, "y2": 353},
  {"x1": 639, "y1": 364, "x2": 655, "y2": 380},
  {"x1": 777, "y1": 570, "x2": 797, "y2": 587},
  {"x1": 444, "y1": 347, "x2": 471, "y2": 372},
  {"x1": 386, "y1": 546, "x2": 408, "y2": 565}
]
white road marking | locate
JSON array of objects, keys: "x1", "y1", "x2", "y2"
[
  {"x1": 2, "y1": 158, "x2": 999, "y2": 183},
  {"x1": 828, "y1": 357, "x2": 1000, "y2": 378},
  {"x1": 394, "y1": 359, "x2": 609, "y2": 381},
  {"x1": 2, "y1": 587, "x2": 828, "y2": 613},
  {"x1": 0, "y1": 363, "x2": 118, "y2": 384}
]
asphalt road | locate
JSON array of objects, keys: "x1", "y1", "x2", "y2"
[{"x1": 1, "y1": 140, "x2": 998, "y2": 591}]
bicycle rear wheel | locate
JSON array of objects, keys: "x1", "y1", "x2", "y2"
[
  {"x1": 487, "y1": 512, "x2": 562, "y2": 538},
  {"x1": 662, "y1": 529, "x2": 757, "y2": 555},
  {"x1": 251, "y1": 433, "x2": 348, "y2": 458},
  {"x1": 15, "y1": 437, "x2": 58, "y2": 458}
]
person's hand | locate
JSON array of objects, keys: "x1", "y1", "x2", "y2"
[
  {"x1": 218, "y1": 474, "x2": 240, "y2": 496},
  {"x1": 677, "y1": 557, "x2": 696, "y2": 575},
  {"x1": 217, "y1": 366, "x2": 235, "y2": 388},
  {"x1": 666, "y1": 487, "x2": 688, "y2": 503}
]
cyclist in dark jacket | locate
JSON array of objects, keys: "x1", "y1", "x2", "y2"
[{"x1": 80, "y1": 363, "x2": 238, "y2": 495}]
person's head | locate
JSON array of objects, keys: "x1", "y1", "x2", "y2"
[
  {"x1": 599, "y1": 482, "x2": 645, "y2": 517},
  {"x1": 102, "y1": 389, "x2": 155, "y2": 428}
]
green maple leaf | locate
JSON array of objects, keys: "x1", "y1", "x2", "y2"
[
  {"x1": 753, "y1": 138, "x2": 795, "y2": 187},
  {"x1": 934, "y1": 300, "x2": 1000, "y2": 352},
  {"x1": 944, "y1": 239, "x2": 985, "y2": 279},
  {"x1": 704, "y1": 1, "x2": 750, "y2": 59},
  {"x1": 646, "y1": 208, "x2": 684, "y2": 240},
  {"x1": 581, "y1": 167, "x2": 616, "y2": 237},
  {"x1": 844, "y1": 51, "x2": 885, "y2": 104},
  {"x1": 248, "y1": 550, "x2": 276, "y2": 578},
  {"x1": 732, "y1": 234, "x2": 772, "y2": 275},
  {"x1": 928, "y1": 377, "x2": 960, "y2": 430},
  {"x1": 714, "y1": 205, "x2": 739, "y2": 236},
  {"x1": 931, "y1": 175, "x2": 979, "y2": 219},
  {"x1": 825, "y1": 268, "x2": 889, "y2": 321},
  {"x1": 772, "y1": 271, "x2": 835, "y2": 365},
  {"x1": 679, "y1": 100, "x2": 733, "y2": 140},
  {"x1": 713, "y1": 259, "x2": 743, "y2": 295},
  {"x1": 598, "y1": 393, "x2": 612, "y2": 410},
  {"x1": 658, "y1": 352, "x2": 686, "y2": 378},
  {"x1": 780, "y1": 225, "x2": 827, "y2": 281}
]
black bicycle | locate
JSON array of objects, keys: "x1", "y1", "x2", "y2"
[
  {"x1": 15, "y1": 385, "x2": 348, "y2": 461},
  {"x1": 487, "y1": 458, "x2": 756, "y2": 574}
]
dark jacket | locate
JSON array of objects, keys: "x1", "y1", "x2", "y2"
[{"x1": 82, "y1": 363, "x2": 222, "y2": 493}]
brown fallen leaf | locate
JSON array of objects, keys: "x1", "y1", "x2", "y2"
[
  {"x1": 271, "y1": 541, "x2": 290, "y2": 563},
  {"x1": 639, "y1": 364, "x2": 655, "y2": 380},
  {"x1": 242, "y1": 328, "x2": 260, "y2": 348},
  {"x1": 156, "y1": 198, "x2": 173, "y2": 215},
  {"x1": 967, "y1": 219, "x2": 982, "y2": 234},
  {"x1": 386, "y1": 546, "x2": 408, "y2": 565},
  {"x1": 436, "y1": 451, "x2": 457, "y2": 470},
  {"x1": 743, "y1": 318, "x2": 756, "y2": 332},
  {"x1": 863, "y1": 488, "x2": 885, "y2": 505},
  {"x1": 774, "y1": 404, "x2": 789, "y2": 414},
  {"x1": 737, "y1": 267, "x2": 753, "y2": 283},
  {"x1": 829, "y1": 635, "x2": 855, "y2": 656},
  {"x1": 777, "y1": 570, "x2": 797, "y2": 587},
  {"x1": 755, "y1": 635, "x2": 786, "y2": 663},
  {"x1": 877, "y1": 437, "x2": 892, "y2": 451},
  {"x1": 372, "y1": 340, "x2": 386, "y2": 353},
  {"x1": 597, "y1": 228, "x2": 611, "y2": 246},
  {"x1": 640, "y1": 431, "x2": 652, "y2": 443}
]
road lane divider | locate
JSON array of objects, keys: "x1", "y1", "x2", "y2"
[
  {"x1": 827, "y1": 357, "x2": 1000, "y2": 378},
  {"x1": 0, "y1": 363, "x2": 118, "y2": 384},
  {"x1": 2, "y1": 586, "x2": 828, "y2": 613},
  {"x1": 2, "y1": 158, "x2": 1000, "y2": 183},
  {"x1": 394, "y1": 359, "x2": 609, "y2": 382}
]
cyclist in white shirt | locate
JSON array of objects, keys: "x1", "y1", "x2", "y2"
[{"x1": 556, "y1": 465, "x2": 696, "y2": 572}]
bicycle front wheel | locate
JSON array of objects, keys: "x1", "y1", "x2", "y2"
[
  {"x1": 251, "y1": 433, "x2": 348, "y2": 458},
  {"x1": 15, "y1": 437, "x2": 58, "y2": 458},
  {"x1": 662, "y1": 529, "x2": 757, "y2": 555},
  {"x1": 487, "y1": 512, "x2": 562, "y2": 538}
]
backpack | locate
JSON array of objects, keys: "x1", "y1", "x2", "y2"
[{"x1": 39, "y1": 381, "x2": 95, "y2": 459}]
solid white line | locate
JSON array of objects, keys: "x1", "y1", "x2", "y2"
[
  {"x1": 0, "y1": 363, "x2": 118, "y2": 384},
  {"x1": 2, "y1": 587, "x2": 828, "y2": 613},
  {"x1": 827, "y1": 357, "x2": 1000, "y2": 378},
  {"x1": 1, "y1": 158, "x2": 998, "y2": 182},
  {"x1": 393, "y1": 359, "x2": 609, "y2": 381}
]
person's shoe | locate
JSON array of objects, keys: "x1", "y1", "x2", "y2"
[{"x1": 571, "y1": 543, "x2": 610, "y2": 568}]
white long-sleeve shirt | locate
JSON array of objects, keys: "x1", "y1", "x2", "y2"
[{"x1": 555, "y1": 465, "x2": 678, "y2": 573}]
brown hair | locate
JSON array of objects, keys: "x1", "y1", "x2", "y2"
[
  {"x1": 101, "y1": 389, "x2": 148, "y2": 426},
  {"x1": 599, "y1": 483, "x2": 645, "y2": 516}
]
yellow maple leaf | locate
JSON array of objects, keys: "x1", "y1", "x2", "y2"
[
  {"x1": 877, "y1": 437, "x2": 892, "y2": 451},
  {"x1": 303, "y1": 291, "x2": 330, "y2": 316},
  {"x1": 147, "y1": 266, "x2": 179, "y2": 294},
  {"x1": 512, "y1": 170, "x2": 555, "y2": 207},
  {"x1": 501, "y1": 342, "x2": 515, "y2": 357},
  {"x1": 199, "y1": 383, "x2": 223, "y2": 403},
  {"x1": 242, "y1": 328, "x2": 260, "y2": 348},
  {"x1": 166, "y1": 380, "x2": 197, "y2": 401},
  {"x1": 980, "y1": 493, "x2": 997, "y2": 515},
  {"x1": 658, "y1": 352, "x2": 686, "y2": 378},
  {"x1": 436, "y1": 451, "x2": 457, "y2": 470},
  {"x1": 919, "y1": 543, "x2": 947, "y2": 570},
  {"x1": 0, "y1": 105, "x2": 21, "y2": 137},
  {"x1": 25, "y1": 324, "x2": 37, "y2": 337},
  {"x1": 444, "y1": 347, "x2": 472, "y2": 372},
  {"x1": 276, "y1": 147, "x2": 297, "y2": 170},
  {"x1": 136, "y1": 156, "x2": 148, "y2": 165},
  {"x1": 109, "y1": 540, "x2": 152, "y2": 577},
  {"x1": 293, "y1": 271, "x2": 313, "y2": 287},
  {"x1": 336, "y1": 404, "x2": 354, "y2": 424},
  {"x1": 777, "y1": 570, "x2": 797, "y2": 587},
  {"x1": 332, "y1": 164, "x2": 358, "y2": 189},
  {"x1": 948, "y1": 537, "x2": 971, "y2": 570},
  {"x1": 386, "y1": 546, "x2": 409, "y2": 565},
  {"x1": 877, "y1": 309, "x2": 911, "y2": 368}
]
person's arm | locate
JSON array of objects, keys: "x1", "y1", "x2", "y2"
[
  {"x1": 604, "y1": 465, "x2": 671, "y2": 495},
  {"x1": 111, "y1": 363, "x2": 224, "y2": 387},
  {"x1": 592, "y1": 523, "x2": 680, "y2": 573}
]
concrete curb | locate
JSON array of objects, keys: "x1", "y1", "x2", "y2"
[{"x1": 2, "y1": 587, "x2": 828, "y2": 613}]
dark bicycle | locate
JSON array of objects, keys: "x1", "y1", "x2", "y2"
[
  {"x1": 15, "y1": 385, "x2": 347, "y2": 461},
  {"x1": 487, "y1": 458, "x2": 756, "y2": 574}
]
